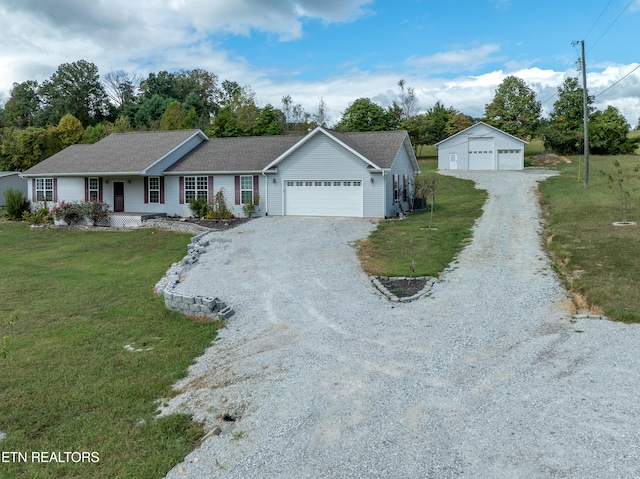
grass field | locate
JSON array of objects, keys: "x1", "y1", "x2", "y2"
[
  {"x1": 357, "y1": 159, "x2": 487, "y2": 277},
  {"x1": 539, "y1": 154, "x2": 640, "y2": 322},
  {"x1": 0, "y1": 221, "x2": 221, "y2": 478}
]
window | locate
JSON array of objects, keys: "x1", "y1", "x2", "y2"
[
  {"x1": 403, "y1": 174, "x2": 408, "y2": 202},
  {"x1": 36, "y1": 178, "x2": 54, "y2": 201},
  {"x1": 333, "y1": 181, "x2": 341, "y2": 186},
  {"x1": 354, "y1": 181, "x2": 362, "y2": 187},
  {"x1": 148, "y1": 177, "x2": 160, "y2": 203},
  {"x1": 185, "y1": 176, "x2": 208, "y2": 202},
  {"x1": 240, "y1": 175, "x2": 253, "y2": 204},
  {"x1": 324, "y1": 181, "x2": 331, "y2": 186},
  {"x1": 344, "y1": 181, "x2": 351, "y2": 187},
  {"x1": 393, "y1": 175, "x2": 399, "y2": 202},
  {"x1": 88, "y1": 177, "x2": 99, "y2": 201},
  {"x1": 314, "y1": 181, "x2": 322, "y2": 186},
  {"x1": 287, "y1": 181, "x2": 294, "y2": 187}
]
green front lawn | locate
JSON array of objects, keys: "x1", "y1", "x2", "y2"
[
  {"x1": 357, "y1": 160, "x2": 487, "y2": 277},
  {"x1": 0, "y1": 221, "x2": 221, "y2": 478},
  {"x1": 539, "y1": 154, "x2": 640, "y2": 322}
]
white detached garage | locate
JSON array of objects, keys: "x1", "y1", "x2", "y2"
[{"x1": 436, "y1": 122, "x2": 527, "y2": 171}]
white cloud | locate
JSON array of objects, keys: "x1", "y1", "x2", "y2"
[{"x1": 405, "y1": 44, "x2": 503, "y2": 74}]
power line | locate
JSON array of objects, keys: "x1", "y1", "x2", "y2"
[
  {"x1": 588, "y1": 0, "x2": 634, "y2": 53},
  {"x1": 584, "y1": 0, "x2": 615, "y2": 40},
  {"x1": 595, "y1": 63, "x2": 640, "y2": 98}
]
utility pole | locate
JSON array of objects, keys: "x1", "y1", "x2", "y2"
[{"x1": 574, "y1": 40, "x2": 590, "y2": 187}]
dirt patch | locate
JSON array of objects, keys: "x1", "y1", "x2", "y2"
[{"x1": 529, "y1": 153, "x2": 572, "y2": 166}]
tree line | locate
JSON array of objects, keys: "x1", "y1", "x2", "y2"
[{"x1": 0, "y1": 59, "x2": 637, "y2": 171}]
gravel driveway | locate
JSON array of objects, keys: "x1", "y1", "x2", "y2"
[{"x1": 162, "y1": 170, "x2": 640, "y2": 479}]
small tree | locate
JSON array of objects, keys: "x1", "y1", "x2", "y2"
[
  {"x1": 415, "y1": 175, "x2": 437, "y2": 229},
  {"x1": 600, "y1": 160, "x2": 640, "y2": 223},
  {"x1": 208, "y1": 188, "x2": 233, "y2": 219}
]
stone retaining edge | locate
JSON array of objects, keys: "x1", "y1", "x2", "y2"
[
  {"x1": 153, "y1": 226, "x2": 235, "y2": 320},
  {"x1": 370, "y1": 275, "x2": 437, "y2": 303}
]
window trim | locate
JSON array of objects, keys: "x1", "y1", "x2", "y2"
[
  {"x1": 240, "y1": 175, "x2": 254, "y2": 205},
  {"x1": 148, "y1": 177, "x2": 160, "y2": 204},
  {"x1": 36, "y1": 178, "x2": 54, "y2": 202},
  {"x1": 184, "y1": 175, "x2": 208, "y2": 203},
  {"x1": 88, "y1": 177, "x2": 99, "y2": 202}
]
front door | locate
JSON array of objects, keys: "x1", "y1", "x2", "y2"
[
  {"x1": 113, "y1": 182, "x2": 124, "y2": 212},
  {"x1": 449, "y1": 153, "x2": 458, "y2": 170}
]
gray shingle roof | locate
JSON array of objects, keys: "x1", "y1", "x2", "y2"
[
  {"x1": 326, "y1": 129, "x2": 410, "y2": 169},
  {"x1": 166, "y1": 134, "x2": 305, "y2": 173},
  {"x1": 23, "y1": 130, "x2": 202, "y2": 175},
  {"x1": 168, "y1": 129, "x2": 411, "y2": 173}
]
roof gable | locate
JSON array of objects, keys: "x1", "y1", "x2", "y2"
[
  {"x1": 435, "y1": 121, "x2": 528, "y2": 147},
  {"x1": 263, "y1": 127, "x2": 415, "y2": 171}
]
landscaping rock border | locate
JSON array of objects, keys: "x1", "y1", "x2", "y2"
[
  {"x1": 370, "y1": 275, "x2": 436, "y2": 302},
  {"x1": 155, "y1": 232, "x2": 234, "y2": 320},
  {"x1": 144, "y1": 218, "x2": 213, "y2": 235}
]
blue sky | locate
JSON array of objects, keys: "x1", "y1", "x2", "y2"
[{"x1": 1, "y1": 0, "x2": 639, "y2": 125}]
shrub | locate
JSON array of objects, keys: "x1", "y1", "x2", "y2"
[
  {"x1": 85, "y1": 200, "x2": 110, "y2": 226},
  {"x1": 188, "y1": 196, "x2": 208, "y2": 218},
  {"x1": 3, "y1": 188, "x2": 31, "y2": 220},
  {"x1": 25, "y1": 205, "x2": 52, "y2": 225},
  {"x1": 53, "y1": 202, "x2": 83, "y2": 225},
  {"x1": 241, "y1": 195, "x2": 260, "y2": 218}
]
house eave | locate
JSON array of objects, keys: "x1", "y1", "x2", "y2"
[
  {"x1": 163, "y1": 170, "x2": 266, "y2": 176},
  {"x1": 21, "y1": 172, "x2": 143, "y2": 178}
]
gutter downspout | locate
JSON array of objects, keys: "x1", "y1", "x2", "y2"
[
  {"x1": 261, "y1": 171, "x2": 268, "y2": 216},
  {"x1": 382, "y1": 170, "x2": 386, "y2": 218}
]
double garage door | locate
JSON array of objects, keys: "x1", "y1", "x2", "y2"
[
  {"x1": 284, "y1": 180, "x2": 363, "y2": 217},
  {"x1": 467, "y1": 138, "x2": 523, "y2": 170}
]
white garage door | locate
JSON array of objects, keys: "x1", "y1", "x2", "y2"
[
  {"x1": 498, "y1": 149, "x2": 522, "y2": 170},
  {"x1": 284, "y1": 180, "x2": 363, "y2": 217},
  {"x1": 468, "y1": 138, "x2": 495, "y2": 170}
]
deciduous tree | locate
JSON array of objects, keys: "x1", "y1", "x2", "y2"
[
  {"x1": 57, "y1": 113, "x2": 83, "y2": 147},
  {"x1": 4, "y1": 81, "x2": 40, "y2": 128},
  {"x1": 541, "y1": 77, "x2": 594, "y2": 154},
  {"x1": 483, "y1": 75, "x2": 541, "y2": 140},
  {"x1": 38, "y1": 60, "x2": 112, "y2": 127},
  {"x1": 336, "y1": 98, "x2": 390, "y2": 132}
]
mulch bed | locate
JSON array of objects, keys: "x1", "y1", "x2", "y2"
[{"x1": 378, "y1": 277, "x2": 428, "y2": 298}]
